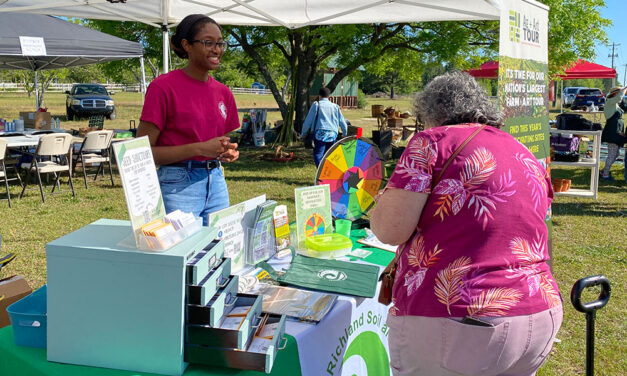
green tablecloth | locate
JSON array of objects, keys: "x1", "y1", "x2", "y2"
[
  {"x1": 0, "y1": 328, "x2": 301, "y2": 376},
  {"x1": 0, "y1": 228, "x2": 394, "y2": 376},
  {"x1": 349, "y1": 229, "x2": 395, "y2": 267}
]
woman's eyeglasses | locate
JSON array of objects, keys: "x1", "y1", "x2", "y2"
[{"x1": 191, "y1": 40, "x2": 228, "y2": 50}]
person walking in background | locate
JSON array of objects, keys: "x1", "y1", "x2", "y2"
[
  {"x1": 371, "y1": 72, "x2": 561, "y2": 376},
  {"x1": 137, "y1": 14, "x2": 240, "y2": 225},
  {"x1": 600, "y1": 86, "x2": 627, "y2": 181},
  {"x1": 301, "y1": 87, "x2": 348, "y2": 167}
]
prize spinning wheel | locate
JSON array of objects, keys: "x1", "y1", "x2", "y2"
[{"x1": 315, "y1": 136, "x2": 384, "y2": 220}]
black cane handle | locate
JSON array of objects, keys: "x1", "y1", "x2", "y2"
[{"x1": 570, "y1": 275, "x2": 611, "y2": 313}]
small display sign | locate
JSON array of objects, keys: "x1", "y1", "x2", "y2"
[
  {"x1": 19, "y1": 36, "x2": 47, "y2": 56},
  {"x1": 112, "y1": 136, "x2": 165, "y2": 247}
]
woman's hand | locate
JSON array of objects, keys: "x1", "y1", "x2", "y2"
[
  {"x1": 197, "y1": 136, "x2": 230, "y2": 158},
  {"x1": 218, "y1": 140, "x2": 239, "y2": 163}
]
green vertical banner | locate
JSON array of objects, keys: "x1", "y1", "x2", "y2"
[{"x1": 498, "y1": 0, "x2": 550, "y2": 160}]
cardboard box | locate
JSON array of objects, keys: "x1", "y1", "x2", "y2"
[
  {"x1": 20, "y1": 111, "x2": 52, "y2": 130},
  {"x1": 0, "y1": 275, "x2": 32, "y2": 328}
]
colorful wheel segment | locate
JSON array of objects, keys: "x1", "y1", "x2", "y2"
[
  {"x1": 315, "y1": 136, "x2": 383, "y2": 220},
  {"x1": 304, "y1": 213, "x2": 326, "y2": 237}
]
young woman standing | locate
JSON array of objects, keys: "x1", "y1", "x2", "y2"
[{"x1": 138, "y1": 15, "x2": 240, "y2": 224}]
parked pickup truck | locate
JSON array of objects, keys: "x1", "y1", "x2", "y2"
[{"x1": 66, "y1": 83, "x2": 116, "y2": 120}]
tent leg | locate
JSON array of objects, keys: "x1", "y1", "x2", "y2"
[
  {"x1": 35, "y1": 70, "x2": 39, "y2": 110},
  {"x1": 162, "y1": 25, "x2": 169, "y2": 74},
  {"x1": 140, "y1": 56, "x2": 147, "y2": 103},
  {"x1": 560, "y1": 80, "x2": 563, "y2": 114}
]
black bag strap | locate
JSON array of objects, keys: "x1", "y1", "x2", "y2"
[
  {"x1": 431, "y1": 124, "x2": 487, "y2": 190},
  {"x1": 311, "y1": 100, "x2": 320, "y2": 134}
]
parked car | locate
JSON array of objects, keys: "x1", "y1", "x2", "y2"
[
  {"x1": 65, "y1": 84, "x2": 116, "y2": 121},
  {"x1": 562, "y1": 86, "x2": 586, "y2": 107},
  {"x1": 570, "y1": 88, "x2": 605, "y2": 111}
]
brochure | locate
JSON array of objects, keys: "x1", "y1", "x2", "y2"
[
  {"x1": 273, "y1": 205, "x2": 291, "y2": 250},
  {"x1": 247, "y1": 200, "x2": 277, "y2": 264},
  {"x1": 208, "y1": 195, "x2": 266, "y2": 272},
  {"x1": 112, "y1": 137, "x2": 165, "y2": 248},
  {"x1": 357, "y1": 228, "x2": 398, "y2": 253},
  {"x1": 294, "y1": 185, "x2": 332, "y2": 249}
]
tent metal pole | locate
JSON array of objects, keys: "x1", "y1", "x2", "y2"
[
  {"x1": 35, "y1": 70, "x2": 39, "y2": 110},
  {"x1": 162, "y1": 0, "x2": 170, "y2": 74},
  {"x1": 140, "y1": 56, "x2": 147, "y2": 103},
  {"x1": 560, "y1": 80, "x2": 563, "y2": 114},
  {"x1": 162, "y1": 25, "x2": 169, "y2": 74}
]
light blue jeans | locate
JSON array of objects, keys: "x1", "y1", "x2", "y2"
[{"x1": 157, "y1": 165, "x2": 229, "y2": 226}]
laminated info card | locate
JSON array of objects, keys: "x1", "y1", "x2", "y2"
[
  {"x1": 112, "y1": 136, "x2": 165, "y2": 247},
  {"x1": 295, "y1": 185, "x2": 332, "y2": 249},
  {"x1": 209, "y1": 195, "x2": 266, "y2": 272}
]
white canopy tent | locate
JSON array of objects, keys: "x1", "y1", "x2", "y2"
[{"x1": 0, "y1": 0, "x2": 502, "y2": 73}]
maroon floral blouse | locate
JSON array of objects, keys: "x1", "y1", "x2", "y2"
[{"x1": 386, "y1": 123, "x2": 561, "y2": 317}]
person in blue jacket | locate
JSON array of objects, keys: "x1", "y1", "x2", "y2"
[{"x1": 301, "y1": 87, "x2": 348, "y2": 167}]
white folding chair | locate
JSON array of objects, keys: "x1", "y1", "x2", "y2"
[
  {"x1": 0, "y1": 138, "x2": 15, "y2": 207},
  {"x1": 19, "y1": 133, "x2": 75, "y2": 203},
  {"x1": 72, "y1": 130, "x2": 114, "y2": 188}
]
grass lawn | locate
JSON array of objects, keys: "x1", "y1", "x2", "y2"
[{"x1": 0, "y1": 91, "x2": 625, "y2": 375}]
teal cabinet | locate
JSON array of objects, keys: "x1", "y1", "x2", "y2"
[{"x1": 46, "y1": 219, "x2": 217, "y2": 376}]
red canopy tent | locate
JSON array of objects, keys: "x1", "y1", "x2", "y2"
[
  {"x1": 557, "y1": 59, "x2": 616, "y2": 80},
  {"x1": 466, "y1": 60, "x2": 498, "y2": 79},
  {"x1": 466, "y1": 59, "x2": 616, "y2": 80}
]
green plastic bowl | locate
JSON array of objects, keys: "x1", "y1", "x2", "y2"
[{"x1": 304, "y1": 233, "x2": 353, "y2": 259}]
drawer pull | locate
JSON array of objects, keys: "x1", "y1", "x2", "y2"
[
  {"x1": 225, "y1": 295, "x2": 238, "y2": 307},
  {"x1": 217, "y1": 277, "x2": 229, "y2": 288},
  {"x1": 278, "y1": 336, "x2": 288, "y2": 350},
  {"x1": 251, "y1": 315, "x2": 264, "y2": 328}
]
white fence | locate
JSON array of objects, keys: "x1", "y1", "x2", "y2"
[
  {"x1": 0, "y1": 82, "x2": 142, "y2": 92},
  {"x1": 0, "y1": 82, "x2": 271, "y2": 94},
  {"x1": 230, "y1": 87, "x2": 272, "y2": 95}
]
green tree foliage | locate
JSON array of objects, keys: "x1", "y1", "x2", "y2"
[
  {"x1": 362, "y1": 49, "x2": 424, "y2": 98},
  {"x1": 227, "y1": 22, "x2": 497, "y2": 144},
  {"x1": 65, "y1": 65, "x2": 107, "y2": 84},
  {"x1": 541, "y1": 0, "x2": 611, "y2": 76},
  {"x1": 213, "y1": 50, "x2": 256, "y2": 88},
  {"x1": 84, "y1": 19, "x2": 163, "y2": 83}
]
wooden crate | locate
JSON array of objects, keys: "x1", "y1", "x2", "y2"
[
  {"x1": 371, "y1": 105, "x2": 384, "y2": 117},
  {"x1": 387, "y1": 118, "x2": 403, "y2": 128}
]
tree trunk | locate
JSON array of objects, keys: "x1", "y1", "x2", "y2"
[
  {"x1": 22, "y1": 75, "x2": 34, "y2": 98},
  {"x1": 37, "y1": 73, "x2": 56, "y2": 109}
]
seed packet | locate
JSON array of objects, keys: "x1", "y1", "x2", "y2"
[
  {"x1": 220, "y1": 316, "x2": 244, "y2": 330},
  {"x1": 248, "y1": 337, "x2": 272, "y2": 354},
  {"x1": 257, "y1": 322, "x2": 279, "y2": 339},
  {"x1": 227, "y1": 305, "x2": 252, "y2": 317}
]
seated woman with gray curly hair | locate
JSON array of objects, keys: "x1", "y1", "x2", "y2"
[{"x1": 371, "y1": 71, "x2": 562, "y2": 376}]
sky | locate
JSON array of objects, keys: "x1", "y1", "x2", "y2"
[{"x1": 594, "y1": 0, "x2": 627, "y2": 84}]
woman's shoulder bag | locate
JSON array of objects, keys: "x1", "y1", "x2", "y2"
[{"x1": 305, "y1": 101, "x2": 320, "y2": 149}]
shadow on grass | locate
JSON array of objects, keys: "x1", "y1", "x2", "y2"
[{"x1": 552, "y1": 201, "x2": 626, "y2": 217}]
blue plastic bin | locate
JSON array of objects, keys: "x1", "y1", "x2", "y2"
[{"x1": 7, "y1": 284, "x2": 47, "y2": 348}]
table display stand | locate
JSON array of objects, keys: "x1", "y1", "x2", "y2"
[{"x1": 550, "y1": 129, "x2": 602, "y2": 199}]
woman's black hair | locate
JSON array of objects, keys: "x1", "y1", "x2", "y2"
[{"x1": 171, "y1": 14, "x2": 221, "y2": 59}]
